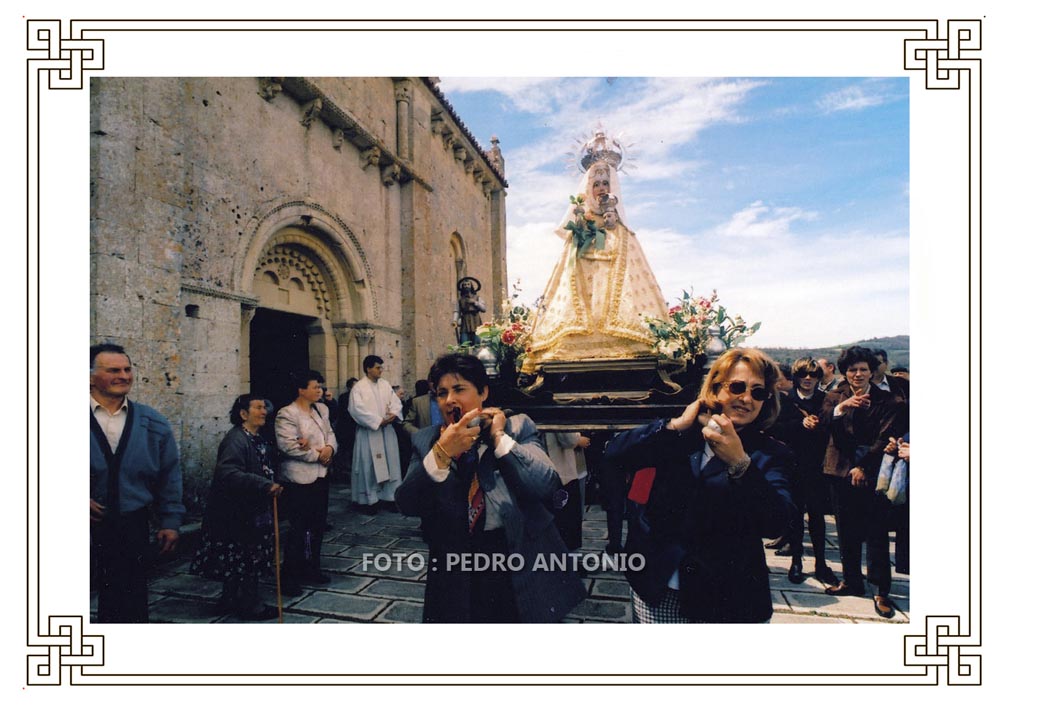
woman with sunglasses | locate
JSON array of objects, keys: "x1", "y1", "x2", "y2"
[
  {"x1": 603, "y1": 348, "x2": 797, "y2": 623},
  {"x1": 769, "y1": 357, "x2": 839, "y2": 585}
]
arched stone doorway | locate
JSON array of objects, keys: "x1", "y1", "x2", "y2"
[{"x1": 237, "y1": 205, "x2": 377, "y2": 397}]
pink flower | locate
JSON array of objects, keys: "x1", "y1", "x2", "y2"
[{"x1": 501, "y1": 330, "x2": 517, "y2": 345}]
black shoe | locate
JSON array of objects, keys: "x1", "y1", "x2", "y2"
[
  {"x1": 280, "y1": 578, "x2": 303, "y2": 596},
  {"x1": 873, "y1": 595, "x2": 896, "y2": 619},
  {"x1": 895, "y1": 564, "x2": 909, "y2": 575},
  {"x1": 774, "y1": 545, "x2": 794, "y2": 557},
  {"x1": 787, "y1": 562, "x2": 805, "y2": 584},
  {"x1": 824, "y1": 581, "x2": 865, "y2": 597},
  {"x1": 238, "y1": 605, "x2": 280, "y2": 621},
  {"x1": 764, "y1": 536, "x2": 787, "y2": 550},
  {"x1": 814, "y1": 564, "x2": 841, "y2": 586},
  {"x1": 303, "y1": 570, "x2": 331, "y2": 585}
]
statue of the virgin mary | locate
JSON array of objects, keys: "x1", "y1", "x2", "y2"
[{"x1": 520, "y1": 130, "x2": 669, "y2": 372}]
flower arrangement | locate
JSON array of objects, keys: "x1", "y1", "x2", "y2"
[
  {"x1": 563, "y1": 195, "x2": 607, "y2": 257},
  {"x1": 645, "y1": 289, "x2": 761, "y2": 362},
  {"x1": 449, "y1": 282, "x2": 535, "y2": 376}
]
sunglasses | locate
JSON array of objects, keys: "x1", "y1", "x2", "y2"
[
  {"x1": 721, "y1": 381, "x2": 773, "y2": 402},
  {"x1": 794, "y1": 370, "x2": 822, "y2": 379}
]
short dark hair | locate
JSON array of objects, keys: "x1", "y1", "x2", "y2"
[
  {"x1": 890, "y1": 365, "x2": 909, "y2": 374},
  {"x1": 428, "y1": 353, "x2": 489, "y2": 396},
  {"x1": 288, "y1": 369, "x2": 324, "y2": 402},
  {"x1": 90, "y1": 342, "x2": 128, "y2": 369},
  {"x1": 345, "y1": 377, "x2": 357, "y2": 390},
  {"x1": 872, "y1": 348, "x2": 889, "y2": 364},
  {"x1": 414, "y1": 379, "x2": 430, "y2": 397},
  {"x1": 838, "y1": 346, "x2": 877, "y2": 373},
  {"x1": 229, "y1": 393, "x2": 268, "y2": 426},
  {"x1": 362, "y1": 355, "x2": 383, "y2": 373}
]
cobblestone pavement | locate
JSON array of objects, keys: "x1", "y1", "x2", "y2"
[{"x1": 100, "y1": 484, "x2": 909, "y2": 624}]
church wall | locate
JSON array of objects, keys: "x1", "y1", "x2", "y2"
[{"x1": 90, "y1": 76, "x2": 507, "y2": 512}]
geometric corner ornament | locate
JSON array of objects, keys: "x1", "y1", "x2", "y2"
[
  {"x1": 26, "y1": 19, "x2": 105, "y2": 90},
  {"x1": 26, "y1": 615, "x2": 105, "y2": 686},
  {"x1": 905, "y1": 615, "x2": 982, "y2": 685},
  {"x1": 904, "y1": 19, "x2": 981, "y2": 90}
]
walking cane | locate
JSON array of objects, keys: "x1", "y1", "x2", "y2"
[{"x1": 272, "y1": 495, "x2": 284, "y2": 623}]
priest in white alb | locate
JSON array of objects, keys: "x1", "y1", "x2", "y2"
[{"x1": 349, "y1": 355, "x2": 404, "y2": 511}]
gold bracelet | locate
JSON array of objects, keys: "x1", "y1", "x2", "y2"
[{"x1": 433, "y1": 441, "x2": 453, "y2": 460}]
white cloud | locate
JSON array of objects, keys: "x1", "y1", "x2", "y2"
[
  {"x1": 712, "y1": 201, "x2": 818, "y2": 239},
  {"x1": 817, "y1": 79, "x2": 900, "y2": 114}
]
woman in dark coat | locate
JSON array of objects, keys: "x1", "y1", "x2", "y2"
[
  {"x1": 821, "y1": 346, "x2": 906, "y2": 618},
  {"x1": 768, "y1": 357, "x2": 839, "y2": 586},
  {"x1": 192, "y1": 394, "x2": 283, "y2": 620},
  {"x1": 604, "y1": 348, "x2": 796, "y2": 623}
]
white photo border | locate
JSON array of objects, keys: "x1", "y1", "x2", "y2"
[{"x1": 23, "y1": 17, "x2": 981, "y2": 687}]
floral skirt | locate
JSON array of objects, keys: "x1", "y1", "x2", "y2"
[{"x1": 190, "y1": 515, "x2": 274, "y2": 584}]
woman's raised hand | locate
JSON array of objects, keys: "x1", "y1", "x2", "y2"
[
  {"x1": 666, "y1": 399, "x2": 704, "y2": 432},
  {"x1": 701, "y1": 414, "x2": 747, "y2": 467}
]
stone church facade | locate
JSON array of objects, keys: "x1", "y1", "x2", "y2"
[{"x1": 90, "y1": 77, "x2": 507, "y2": 509}]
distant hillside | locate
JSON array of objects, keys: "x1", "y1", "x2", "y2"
[{"x1": 759, "y1": 335, "x2": 910, "y2": 369}]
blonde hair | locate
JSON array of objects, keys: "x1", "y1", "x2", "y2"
[{"x1": 698, "y1": 348, "x2": 782, "y2": 430}]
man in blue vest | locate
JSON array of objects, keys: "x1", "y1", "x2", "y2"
[{"x1": 89, "y1": 343, "x2": 185, "y2": 622}]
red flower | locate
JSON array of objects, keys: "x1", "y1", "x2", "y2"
[{"x1": 501, "y1": 330, "x2": 517, "y2": 345}]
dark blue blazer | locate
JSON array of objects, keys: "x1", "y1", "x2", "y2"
[
  {"x1": 605, "y1": 419, "x2": 796, "y2": 622},
  {"x1": 396, "y1": 414, "x2": 585, "y2": 623}
]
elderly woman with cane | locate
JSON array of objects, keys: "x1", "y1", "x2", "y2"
[{"x1": 192, "y1": 394, "x2": 283, "y2": 621}]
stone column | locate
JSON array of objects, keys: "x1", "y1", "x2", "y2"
[
  {"x1": 333, "y1": 324, "x2": 356, "y2": 387},
  {"x1": 354, "y1": 327, "x2": 376, "y2": 372},
  {"x1": 394, "y1": 79, "x2": 413, "y2": 160},
  {"x1": 239, "y1": 304, "x2": 257, "y2": 391}
]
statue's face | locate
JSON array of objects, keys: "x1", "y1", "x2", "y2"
[{"x1": 591, "y1": 176, "x2": 610, "y2": 200}]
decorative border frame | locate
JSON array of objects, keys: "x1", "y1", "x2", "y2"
[{"x1": 23, "y1": 17, "x2": 981, "y2": 687}]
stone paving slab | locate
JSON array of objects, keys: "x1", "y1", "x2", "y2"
[
  {"x1": 147, "y1": 596, "x2": 225, "y2": 623},
  {"x1": 306, "y1": 574, "x2": 373, "y2": 595},
  {"x1": 274, "y1": 610, "x2": 322, "y2": 624},
  {"x1": 361, "y1": 579, "x2": 427, "y2": 601},
  {"x1": 321, "y1": 541, "x2": 353, "y2": 556},
  {"x1": 378, "y1": 601, "x2": 426, "y2": 623},
  {"x1": 389, "y1": 538, "x2": 430, "y2": 552},
  {"x1": 781, "y1": 590, "x2": 908, "y2": 622},
  {"x1": 290, "y1": 591, "x2": 388, "y2": 620},
  {"x1": 771, "y1": 612, "x2": 853, "y2": 624},
  {"x1": 149, "y1": 573, "x2": 223, "y2": 600},
  {"x1": 590, "y1": 579, "x2": 631, "y2": 600},
  {"x1": 567, "y1": 598, "x2": 632, "y2": 623}
]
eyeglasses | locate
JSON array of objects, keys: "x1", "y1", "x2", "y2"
[
  {"x1": 721, "y1": 381, "x2": 773, "y2": 401},
  {"x1": 794, "y1": 370, "x2": 822, "y2": 379}
]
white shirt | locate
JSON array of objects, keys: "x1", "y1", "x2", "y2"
[{"x1": 90, "y1": 394, "x2": 128, "y2": 453}]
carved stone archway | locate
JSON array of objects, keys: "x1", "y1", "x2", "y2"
[{"x1": 237, "y1": 201, "x2": 378, "y2": 391}]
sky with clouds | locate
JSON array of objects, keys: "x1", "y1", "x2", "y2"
[{"x1": 440, "y1": 77, "x2": 908, "y2": 348}]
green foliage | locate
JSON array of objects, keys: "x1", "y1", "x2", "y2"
[{"x1": 645, "y1": 289, "x2": 761, "y2": 362}]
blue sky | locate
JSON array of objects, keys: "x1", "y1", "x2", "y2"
[{"x1": 440, "y1": 77, "x2": 909, "y2": 348}]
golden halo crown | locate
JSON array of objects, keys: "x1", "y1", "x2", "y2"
[{"x1": 579, "y1": 130, "x2": 625, "y2": 172}]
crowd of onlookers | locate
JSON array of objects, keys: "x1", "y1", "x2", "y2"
[{"x1": 91, "y1": 342, "x2": 909, "y2": 623}]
